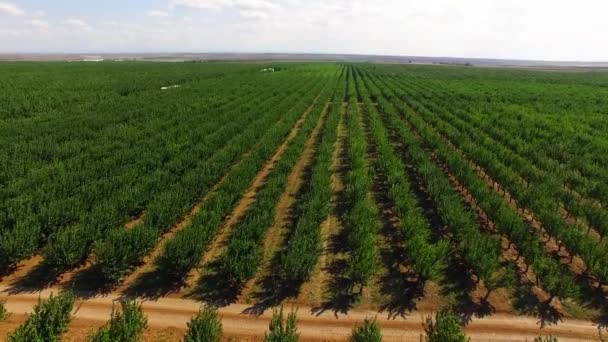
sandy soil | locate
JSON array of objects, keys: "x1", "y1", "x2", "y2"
[{"x1": 0, "y1": 287, "x2": 599, "y2": 341}]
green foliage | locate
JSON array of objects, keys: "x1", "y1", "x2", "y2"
[
  {"x1": 183, "y1": 306, "x2": 223, "y2": 342},
  {"x1": 366, "y1": 72, "x2": 505, "y2": 293},
  {"x1": 89, "y1": 300, "x2": 148, "y2": 342},
  {"x1": 274, "y1": 74, "x2": 346, "y2": 285},
  {"x1": 3, "y1": 61, "x2": 608, "y2": 320},
  {"x1": 343, "y1": 67, "x2": 380, "y2": 289},
  {"x1": 8, "y1": 291, "x2": 75, "y2": 342},
  {"x1": 218, "y1": 82, "x2": 334, "y2": 286},
  {"x1": 264, "y1": 307, "x2": 298, "y2": 342},
  {"x1": 94, "y1": 225, "x2": 157, "y2": 283},
  {"x1": 0, "y1": 217, "x2": 41, "y2": 271},
  {"x1": 359, "y1": 65, "x2": 580, "y2": 300},
  {"x1": 599, "y1": 328, "x2": 607, "y2": 342},
  {"x1": 156, "y1": 72, "x2": 333, "y2": 283},
  {"x1": 357, "y1": 70, "x2": 447, "y2": 282},
  {"x1": 43, "y1": 224, "x2": 93, "y2": 270},
  {"x1": 533, "y1": 336, "x2": 558, "y2": 342},
  {"x1": 351, "y1": 318, "x2": 382, "y2": 342},
  {"x1": 423, "y1": 310, "x2": 468, "y2": 342},
  {"x1": 0, "y1": 298, "x2": 9, "y2": 321},
  {"x1": 0, "y1": 62, "x2": 338, "y2": 278}
]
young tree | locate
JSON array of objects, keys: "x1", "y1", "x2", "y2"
[
  {"x1": 0, "y1": 298, "x2": 9, "y2": 321},
  {"x1": 90, "y1": 300, "x2": 148, "y2": 342},
  {"x1": 183, "y1": 306, "x2": 223, "y2": 342},
  {"x1": 599, "y1": 328, "x2": 607, "y2": 342},
  {"x1": 534, "y1": 336, "x2": 558, "y2": 342},
  {"x1": 351, "y1": 317, "x2": 382, "y2": 342},
  {"x1": 423, "y1": 310, "x2": 468, "y2": 342},
  {"x1": 9, "y1": 291, "x2": 75, "y2": 342},
  {"x1": 264, "y1": 307, "x2": 298, "y2": 342}
]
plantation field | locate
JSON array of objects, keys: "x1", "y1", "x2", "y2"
[{"x1": 1, "y1": 61, "x2": 608, "y2": 340}]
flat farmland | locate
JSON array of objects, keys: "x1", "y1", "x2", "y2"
[{"x1": 1, "y1": 62, "x2": 608, "y2": 340}]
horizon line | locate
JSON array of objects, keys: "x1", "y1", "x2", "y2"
[{"x1": 1, "y1": 52, "x2": 607, "y2": 65}]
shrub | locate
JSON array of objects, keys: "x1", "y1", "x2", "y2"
[
  {"x1": 43, "y1": 225, "x2": 92, "y2": 270},
  {"x1": 534, "y1": 337, "x2": 558, "y2": 342},
  {"x1": 8, "y1": 291, "x2": 75, "y2": 342},
  {"x1": 351, "y1": 317, "x2": 382, "y2": 342},
  {"x1": 183, "y1": 306, "x2": 223, "y2": 342},
  {"x1": 93, "y1": 226, "x2": 157, "y2": 283},
  {"x1": 0, "y1": 298, "x2": 9, "y2": 321},
  {"x1": 423, "y1": 310, "x2": 468, "y2": 342},
  {"x1": 0, "y1": 218, "x2": 41, "y2": 271},
  {"x1": 264, "y1": 307, "x2": 298, "y2": 342},
  {"x1": 90, "y1": 300, "x2": 148, "y2": 342}
]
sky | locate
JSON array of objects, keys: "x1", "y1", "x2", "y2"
[{"x1": 0, "y1": 0, "x2": 606, "y2": 61}]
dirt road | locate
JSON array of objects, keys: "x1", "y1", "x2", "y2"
[{"x1": 0, "y1": 286, "x2": 599, "y2": 341}]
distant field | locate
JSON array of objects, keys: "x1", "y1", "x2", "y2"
[{"x1": 1, "y1": 62, "x2": 608, "y2": 340}]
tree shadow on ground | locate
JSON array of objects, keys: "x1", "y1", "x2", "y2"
[
  {"x1": 3, "y1": 262, "x2": 61, "y2": 295},
  {"x1": 242, "y1": 273, "x2": 300, "y2": 317},
  {"x1": 58, "y1": 264, "x2": 114, "y2": 299},
  {"x1": 310, "y1": 257, "x2": 359, "y2": 318},
  {"x1": 242, "y1": 237, "x2": 305, "y2": 317},
  {"x1": 594, "y1": 307, "x2": 608, "y2": 330},
  {"x1": 571, "y1": 272, "x2": 608, "y2": 329},
  {"x1": 368, "y1": 151, "x2": 426, "y2": 319},
  {"x1": 243, "y1": 143, "x2": 321, "y2": 316},
  {"x1": 186, "y1": 262, "x2": 243, "y2": 308},
  {"x1": 377, "y1": 256, "x2": 425, "y2": 320},
  {"x1": 121, "y1": 266, "x2": 185, "y2": 301},
  {"x1": 512, "y1": 280, "x2": 562, "y2": 328},
  {"x1": 440, "y1": 254, "x2": 496, "y2": 325},
  {"x1": 309, "y1": 220, "x2": 360, "y2": 317}
]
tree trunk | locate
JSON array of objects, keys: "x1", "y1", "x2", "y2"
[{"x1": 484, "y1": 288, "x2": 492, "y2": 301}]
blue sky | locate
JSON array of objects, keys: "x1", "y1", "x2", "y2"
[{"x1": 1, "y1": 0, "x2": 607, "y2": 61}]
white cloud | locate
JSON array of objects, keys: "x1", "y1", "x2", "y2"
[
  {"x1": 64, "y1": 18, "x2": 92, "y2": 31},
  {"x1": 148, "y1": 10, "x2": 171, "y2": 17},
  {"x1": 27, "y1": 19, "x2": 49, "y2": 31},
  {"x1": 235, "y1": 0, "x2": 277, "y2": 10},
  {"x1": 32, "y1": 10, "x2": 46, "y2": 18},
  {"x1": 0, "y1": 2, "x2": 24, "y2": 16},
  {"x1": 239, "y1": 9, "x2": 268, "y2": 20},
  {"x1": 172, "y1": 0, "x2": 277, "y2": 11},
  {"x1": 172, "y1": 0, "x2": 232, "y2": 10},
  {"x1": 64, "y1": 19, "x2": 87, "y2": 27},
  {"x1": 171, "y1": 0, "x2": 278, "y2": 20},
  {"x1": 0, "y1": 28, "x2": 22, "y2": 37},
  {"x1": 1, "y1": 0, "x2": 607, "y2": 61}
]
